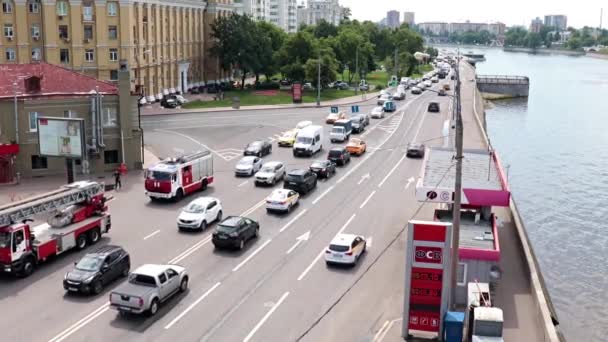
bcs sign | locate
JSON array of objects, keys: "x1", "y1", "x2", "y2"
[{"x1": 414, "y1": 246, "x2": 442, "y2": 264}]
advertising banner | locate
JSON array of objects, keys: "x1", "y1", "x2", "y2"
[
  {"x1": 292, "y1": 83, "x2": 302, "y2": 103},
  {"x1": 37, "y1": 117, "x2": 85, "y2": 159}
]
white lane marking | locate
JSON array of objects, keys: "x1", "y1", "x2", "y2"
[
  {"x1": 164, "y1": 282, "x2": 222, "y2": 329},
  {"x1": 238, "y1": 180, "x2": 249, "y2": 187},
  {"x1": 357, "y1": 173, "x2": 370, "y2": 185},
  {"x1": 312, "y1": 185, "x2": 334, "y2": 205},
  {"x1": 337, "y1": 154, "x2": 372, "y2": 184},
  {"x1": 243, "y1": 291, "x2": 290, "y2": 342},
  {"x1": 377, "y1": 154, "x2": 406, "y2": 188},
  {"x1": 405, "y1": 177, "x2": 415, "y2": 189},
  {"x1": 297, "y1": 214, "x2": 356, "y2": 281},
  {"x1": 412, "y1": 106, "x2": 428, "y2": 142},
  {"x1": 279, "y1": 209, "x2": 308, "y2": 233},
  {"x1": 359, "y1": 190, "x2": 377, "y2": 209},
  {"x1": 232, "y1": 239, "x2": 272, "y2": 272},
  {"x1": 286, "y1": 231, "x2": 311, "y2": 255},
  {"x1": 367, "y1": 237, "x2": 373, "y2": 248},
  {"x1": 242, "y1": 199, "x2": 266, "y2": 217},
  {"x1": 47, "y1": 304, "x2": 110, "y2": 342},
  {"x1": 155, "y1": 129, "x2": 225, "y2": 161},
  {"x1": 374, "y1": 318, "x2": 403, "y2": 342},
  {"x1": 143, "y1": 229, "x2": 161, "y2": 240},
  {"x1": 169, "y1": 236, "x2": 213, "y2": 264}
]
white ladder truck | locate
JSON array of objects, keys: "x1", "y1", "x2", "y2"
[{"x1": 0, "y1": 181, "x2": 112, "y2": 277}]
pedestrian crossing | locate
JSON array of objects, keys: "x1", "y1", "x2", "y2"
[{"x1": 215, "y1": 148, "x2": 243, "y2": 161}]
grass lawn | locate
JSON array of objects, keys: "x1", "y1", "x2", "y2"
[{"x1": 181, "y1": 89, "x2": 359, "y2": 109}]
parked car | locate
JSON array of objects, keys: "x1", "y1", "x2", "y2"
[
  {"x1": 359, "y1": 83, "x2": 369, "y2": 91},
  {"x1": 383, "y1": 100, "x2": 396, "y2": 112},
  {"x1": 411, "y1": 87, "x2": 422, "y2": 95},
  {"x1": 235, "y1": 156, "x2": 263, "y2": 176},
  {"x1": 345, "y1": 138, "x2": 367, "y2": 156},
  {"x1": 160, "y1": 95, "x2": 179, "y2": 108},
  {"x1": 109, "y1": 264, "x2": 188, "y2": 316},
  {"x1": 324, "y1": 233, "x2": 367, "y2": 266},
  {"x1": 371, "y1": 106, "x2": 385, "y2": 119},
  {"x1": 327, "y1": 147, "x2": 351, "y2": 166},
  {"x1": 428, "y1": 102, "x2": 440, "y2": 113},
  {"x1": 334, "y1": 81, "x2": 349, "y2": 90},
  {"x1": 177, "y1": 197, "x2": 223, "y2": 231},
  {"x1": 303, "y1": 82, "x2": 313, "y2": 90},
  {"x1": 254, "y1": 161, "x2": 286, "y2": 186},
  {"x1": 278, "y1": 129, "x2": 298, "y2": 147},
  {"x1": 309, "y1": 160, "x2": 336, "y2": 179},
  {"x1": 265, "y1": 188, "x2": 299, "y2": 213},
  {"x1": 64, "y1": 245, "x2": 130, "y2": 295},
  {"x1": 283, "y1": 169, "x2": 318, "y2": 194},
  {"x1": 406, "y1": 142, "x2": 426, "y2": 158},
  {"x1": 189, "y1": 87, "x2": 200, "y2": 94},
  {"x1": 206, "y1": 83, "x2": 219, "y2": 93},
  {"x1": 212, "y1": 216, "x2": 260, "y2": 250},
  {"x1": 244, "y1": 140, "x2": 272, "y2": 157}
]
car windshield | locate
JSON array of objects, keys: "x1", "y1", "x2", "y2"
[
  {"x1": 128, "y1": 273, "x2": 157, "y2": 287},
  {"x1": 329, "y1": 150, "x2": 343, "y2": 157},
  {"x1": 75, "y1": 255, "x2": 104, "y2": 272},
  {"x1": 260, "y1": 166, "x2": 274, "y2": 173},
  {"x1": 0, "y1": 232, "x2": 10, "y2": 248},
  {"x1": 217, "y1": 224, "x2": 238, "y2": 233},
  {"x1": 147, "y1": 171, "x2": 172, "y2": 181},
  {"x1": 237, "y1": 158, "x2": 253, "y2": 166},
  {"x1": 272, "y1": 191, "x2": 287, "y2": 199},
  {"x1": 296, "y1": 136, "x2": 313, "y2": 144},
  {"x1": 311, "y1": 161, "x2": 326, "y2": 168},
  {"x1": 286, "y1": 174, "x2": 303, "y2": 182},
  {"x1": 248, "y1": 142, "x2": 262, "y2": 148},
  {"x1": 329, "y1": 244, "x2": 350, "y2": 252},
  {"x1": 184, "y1": 202, "x2": 205, "y2": 213},
  {"x1": 282, "y1": 131, "x2": 295, "y2": 138},
  {"x1": 373, "y1": 107, "x2": 382, "y2": 112},
  {"x1": 332, "y1": 127, "x2": 344, "y2": 133}
]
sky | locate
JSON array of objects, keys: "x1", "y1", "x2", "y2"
[{"x1": 340, "y1": 0, "x2": 605, "y2": 28}]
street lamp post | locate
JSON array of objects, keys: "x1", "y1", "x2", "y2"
[
  {"x1": 316, "y1": 53, "x2": 321, "y2": 107},
  {"x1": 355, "y1": 46, "x2": 359, "y2": 95},
  {"x1": 450, "y1": 51, "x2": 463, "y2": 309}
]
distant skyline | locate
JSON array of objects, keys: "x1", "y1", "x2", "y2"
[{"x1": 340, "y1": 0, "x2": 604, "y2": 28}]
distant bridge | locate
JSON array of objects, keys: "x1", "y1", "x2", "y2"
[{"x1": 476, "y1": 75, "x2": 530, "y2": 97}]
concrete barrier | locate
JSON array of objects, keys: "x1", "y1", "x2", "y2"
[{"x1": 476, "y1": 75, "x2": 530, "y2": 97}]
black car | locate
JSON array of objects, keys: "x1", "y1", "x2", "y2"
[
  {"x1": 244, "y1": 140, "x2": 272, "y2": 157},
  {"x1": 284, "y1": 169, "x2": 318, "y2": 194},
  {"x1": 212, "y1": 216, "x2": 259, "y2": 250},
  {"x1": 206, "y1": 83, "x2": 219, "y2": 94},
  {"x1": 310, "y1": 160, "x2": 336, "y2": 179},
  {"x1": 63, "y1": 245, "x2": 130, "y2": 295},
  {"x1": 406, "y1": 143, "x2": 426, "y2": 158},
  {"x1": 351, "y1": 115, "x2": 365, "y2": 133},
  {"x1": 428, "y1": 102, "x2": 440, "y2": 112},
  {"x1": 190, "y1": 87, "x2": 200, "y2": 94},
  {"x1": 328, "y1": 147, "x2": 351, "y2": 166},
  {"x1": 160, "y1": 95, "x2": 179, "y2": 108}
]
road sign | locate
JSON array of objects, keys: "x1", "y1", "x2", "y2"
[
  {"x1": 330, "y1": 106, "x2": 339, "y2": 113},
  {"x1": 351, "y1": 105, "x2": 360, "y2": 113}
]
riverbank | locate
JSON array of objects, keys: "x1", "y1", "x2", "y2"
[
  {"x1": 481, "y1": 92, "x2": 524, "y2": 100},
  {"x1": 503, "y1": 47, "x2": 585, "y2": 56},
  {"x1": 586, "y1": 51, "x2": 608, "y2": 60}
]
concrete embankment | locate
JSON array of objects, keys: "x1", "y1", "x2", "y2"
[
  {"x1": 466, "y1": 63, "x2": 564, "y2": 342},
  {"x1": 503, "y1": 47, "x2": 585, "y2": 56},
  {"x1": 586, "y1": 52, "x2": 608, "y2": 60}
]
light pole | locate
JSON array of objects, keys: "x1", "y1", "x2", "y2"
[
  {"x1": 450, "y1": 50, "x2": 463, "y2": 309},
  {"x1": 355, "y1": 46, "x2": 359, "y2": 95},
  {"x1": 316, "y1": 52, "x2": 321, "y2": 106}
]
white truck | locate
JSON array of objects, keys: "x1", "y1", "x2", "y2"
[
  {"x1": 293, "y1": 125, "x2": 323, "y2": 157},
  {"x1": 470, "y1": 307, "x2": 504, "y2": 342},
  {"x1": 109, "y1": 264, "x2": 189, "y2": 316},
  {"x1": 330, "y1": 119, "x2": 353, "y2": 143}
]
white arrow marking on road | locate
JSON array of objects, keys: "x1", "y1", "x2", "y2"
[
  {"x1": 405, "y1": 177, "x2": 415, "y2": 189},
  {"x1": 358, "y1": 173, "x2": 370, "y2": 185},
  {"x1": 286, "y1": 231, "x2": 311, "y2": 254}
]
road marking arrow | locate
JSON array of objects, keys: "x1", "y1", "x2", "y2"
[
  {"x1": 286, "y1": 231, "x2": 310, "y2": 254},
  {"x1": 405, "y1": 177, "x2": 415, "y2": 189},
  {"x1": 358, "y1": 173, "x2": 371, "y2": 185}
]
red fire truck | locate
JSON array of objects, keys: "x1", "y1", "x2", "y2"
[
  {"x1": 0, "y1": 181, "x2": 112, "y2": 277},
  {"x1": 144, "y1": 150, "x2": 214, "y2": 201}
]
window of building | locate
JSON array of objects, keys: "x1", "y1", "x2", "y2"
[
  {"x1": 109, "y1": 48, "x2": 118, "y2": 61},
  {"x1": 28, "y1": 1, "x2": 39, "y2": 13},
  {"x1": 60, "y1": 48, "x2": 69, "y2": 63},
  {"x1": 83, "y1": 5, "x2": 93, "y2": 21},
  {"x1": 56, "y1": 1, "x2": 68, "y2": 16},
  {"x1": 31, "y1": 24, "x2": 40, "y2": 39},
  {"x1": 31, "y1": 155, "x2": 48, "y2": 169},
  {"x1": 83, "y1": 25, "x2": 93, "y2": 40},
  {"x1": 4, "y1": 24, "x2": 13, "y2": 38},
  {"x1": 28, "y1": 112, "x2": 39, "y2": 131},
  {"x1": 104, "y1": 150, "x2": 119, "y2": 164},
  {"x1": 63, "y1": 110, "x2": 75, "y2": 118},
  {"x1": 31, "y1": 47, "x2": 41, "y2": 60},
  {"x1": 108, "y1": 25, "x2": 117, "y2": 40},
  {"x1": 84, "y1": 49, "x2": 94, "y2": 61},
  {"x1": 58, "y1": 25, "x2": 68, "y2": 39},
  {"x1": 5, "y1": 48, "x2": 15, "y2": 61},
  {"x1": 110, "y1": 70, "x2": 118, "y2": 81},
  {"x1": 457, "y1": 262, "x2": 467, "y2": 286},
  {"x1": 102, "y1": 107, "x2": 117, "y2": 127},
  {"x1": 2, "y1": 1, "x2": 12, "y2": 14},
  {"x1": 107, "y1": 2, "x2": 117, "y2": 16}
]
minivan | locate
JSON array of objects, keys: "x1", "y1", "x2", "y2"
[{"x1": 293, "y1": 125, "x2": 323, "y2": 157}]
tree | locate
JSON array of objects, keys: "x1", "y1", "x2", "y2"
[
  {"x1": 383, "y1": 51, "x2": 417, "y2": 78},
  {"x1": 504, "y1": 26, "x2": 528, "y2": 46},
  {"x1": 276, "y1": 31, "x2": 316, "y2": 81},
  {"x1": 425, "y1": 46, "x2": 438, "y2": 58},
  {"x1": 313, "y1": 20, "x2": 338, "y2": 38},
  {"x1": 304, "y1": 49, "x2": 339, "y2": 88},
  {"x1": 253, "y1": 21, "x2": 287, "y2": 82},
  {"x1": 525, "y1": 32, "x2": 542, "y2": 49},
  {"x1": 341, "y1": 7, "x2": 352, "y2": 21},
  {"x1": 566, "y1": 37, "x2": 582, "y2": 50},
  {"x1": 333, "y1": 28, "x2": 375, "y2": 83}
]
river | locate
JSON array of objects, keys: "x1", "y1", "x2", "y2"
[{"x1": 461, "y1": 48, "x2": 608, "y2": 341}]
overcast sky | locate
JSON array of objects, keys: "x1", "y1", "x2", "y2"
[{"x1": 340, "y1": 0, "x2": 605, "y2": 28}]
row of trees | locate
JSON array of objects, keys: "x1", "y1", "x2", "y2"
[
  {"x1": 565, "y1": 27, "x2": 608, "y2": 50},
  {"x1": 210, "y1": 15, "x2": 425, "y2": 89},
  {"x1": 504, "y1": 26, "x2": 608, "y2": 50},
  {"x1": 448, "y1": 30, "x2": 497, "y2": 45}
]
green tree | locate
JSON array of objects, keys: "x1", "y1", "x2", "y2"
[
  {"x1": 304, "y1": 48, "x2": 339, "y2": 88},
  {"x1": 314, "y1": 20, "x2": 338, "y2": 38},
  {"x1": 525, "y1": 32, "x2": 542, "y2": 48},
  {"x1": 566, "y1": 37, "x2": 582, "y2": 50},
  {"x1": 276, "y1": 31, "x2": 316, "y2": 81},
  {"x1": 425, "y1": 46, "x2": 438, "y2": 58},
  {"x1": 251, "y1": 21, "x2": 287, "y2": 82},
  {"x1": 341, "y1": 7, "x2": 352, "y2": 21},
  {"x1": 383, "y1": 51, "x2": 418, "y2": 78},
  {"x1": 333, "y1": 28, "x2": 375, "y2": 83},
  {"x1": 504, "y1": 26, "x2": 528, "y2": 46}
]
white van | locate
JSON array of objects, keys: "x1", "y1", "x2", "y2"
[{"x1": 293, "y1": 125, "x2": 323, "y2": 157}]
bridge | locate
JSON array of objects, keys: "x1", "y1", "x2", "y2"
[{"x1": 476, "y1": 75, "x2": 530, "y2": 97}]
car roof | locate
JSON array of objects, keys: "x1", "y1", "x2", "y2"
[
  {"x1": 287, "y1": 169, "x2": 307, "y2": 176},
  {"x1": 188, "y1": 196, "x2": 217, "y2": 205},
  {"x1": 270, "y1": 188, "x2": 293, "y2": 197},
  {"x1": 248, "y1": 140, "x2": 264, "y2": 145},
  {"x1": 261, "y1": 161, "x2": 282, "y2": 168},
  {"x1": 87, "y1": 245, "x2": 124, "y2": 257},
  {"x1": 312, "y1": 160, "x2": 329, "y2": 165},
  {"x1": 330, "y1": 233, "x2": 359, "y2": 246},
  {"x1": 349, "y1": 138, "x2": 362, "y2": 143},
  {"x1": 219, "y1": 216, "x2": 245, "y2": 226},
  {"x1": 329, "y1": 147, "x2": 346, "y2": 152},
  {"x1": 133, "y1": 264, "x2": 169, "y2": 276}
]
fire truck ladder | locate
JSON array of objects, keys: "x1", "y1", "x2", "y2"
[{"x1": 0, "y1": 181, "x2": 105, "y2": 227}]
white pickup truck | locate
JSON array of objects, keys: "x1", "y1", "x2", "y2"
[{"x1": 109, "y1": 264, "x2": 189, "y2": 316}]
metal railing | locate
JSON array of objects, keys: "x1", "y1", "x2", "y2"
[{"x1": 476, "y1": 75, "x2": 530, "y2": 85}]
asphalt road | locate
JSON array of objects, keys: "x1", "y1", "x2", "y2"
[{"x1": 0, "y1": 80, "x2": 456, "y2": 342}]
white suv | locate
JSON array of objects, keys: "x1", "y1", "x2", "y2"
[
  {"x1": 255, "y1": 161, "x2": 286, "y2": 186},
  {"x1": 177, "y1": 197, "x2": 223, "y2": 231},
  {"x1": 324, "y1": 233, "x2": 367, "y2": 266}
]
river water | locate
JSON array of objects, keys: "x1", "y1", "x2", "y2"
[{"x1": 467, "y1": 48, "x2": 608, "y2": 341}]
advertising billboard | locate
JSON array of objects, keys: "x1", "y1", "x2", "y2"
[
  {"x1": 37, "y1": 117, "x2": 85, "y2": 159},
  {"x1": 292, "y1": 83, "x2": 302, "y2": 103}
]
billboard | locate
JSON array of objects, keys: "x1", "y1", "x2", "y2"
[
  {"x1": 37, "y1": 117, "x2": 85, "y2": 159},
  {"x1": 292, "y1": 83, "x2": 302, "y2": 103}
]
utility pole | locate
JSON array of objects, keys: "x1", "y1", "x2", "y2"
[
  {"x1": 394, "y1": 48, "x2": 398, "y2": 84},
  {"x1": 355, "y1": 46, "x2": 359, "y2": 95},
  {"x1": 13, "y1": 82, "x2": 19, "y2": 144},
  {"x1": 450, "y1": 51, "x2": 463, "y2": 309},
  {"x1": 316, "y1": 52, "x2": 321, "y2": 106}
]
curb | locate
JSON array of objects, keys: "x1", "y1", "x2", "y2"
[{"x1": 141, "y1": 91, "x2": 382, "y2": 117}]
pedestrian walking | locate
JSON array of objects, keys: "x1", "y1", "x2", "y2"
[{"x1": 113, "y1": 169, "x2": 122, "y2": 190}]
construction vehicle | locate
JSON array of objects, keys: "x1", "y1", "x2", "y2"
[
  {"x1": 0, "y1": 181, "x2": 111, "y2": 277},
  {"x1": 144, "y1": 151, "x2": 214, "y2": 201}
]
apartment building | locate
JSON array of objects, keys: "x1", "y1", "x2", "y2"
[
  {"x1": 418, "y1": 21, "x2": 505, "y2": 37},
  {"x1": 296, "y1": 0, "x2": 343, "y2": 27},
  {"x1": 241, "y1": 0, "x2": 297, "y2": 32},
  {"x1": 0, "y1": 0, "x2": 233, "y2": 104},
  {"x1": 544, "y1": 15, "x2": 567, "y2": 30},
  {"x1": 386, "y1": 10, "x2": 399, "y2": 29},
  {"x1": 403, "y1": 12, "x2": 415, "y2": 26}
]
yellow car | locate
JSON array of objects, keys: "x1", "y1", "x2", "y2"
[
  {"x1": 278, "y1": 129, "x2": 297, "y2": 147},
  {"x1": 345, "y1": 138, "x2": 367, "y2": 156}
]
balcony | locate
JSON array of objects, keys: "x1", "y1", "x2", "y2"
[{"x1": 82, "y1": 14, "x2": 95, "y2": 22}]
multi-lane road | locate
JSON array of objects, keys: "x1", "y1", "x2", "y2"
[{"x1": 0, "y1": 80, "x2": 455, "y2": 342}]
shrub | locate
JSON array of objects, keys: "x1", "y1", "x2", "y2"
[{"x1": 255, "y1": 82, "x2": 280, "y2": 90}]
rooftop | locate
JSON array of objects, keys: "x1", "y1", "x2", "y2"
[
  {"x1": 423, "y1": 147, "x2": 502, "y2": 190},
  {"x1": 435, "y1": 209, "x2": 496, "y2": 251},
  {"x1": 0, "y1": 63, "x2": 117, "y2": 99}
]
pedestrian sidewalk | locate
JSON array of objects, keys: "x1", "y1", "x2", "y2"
[{"x1": 141, "y1": 90, "x2": 382, "y2": 116}]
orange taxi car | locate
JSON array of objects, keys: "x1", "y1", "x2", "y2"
[{"x1": 345, "y1": 138, "x2": 367, "y2": 156}]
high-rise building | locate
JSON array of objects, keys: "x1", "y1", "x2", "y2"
[
  {"x1": 544, "y1": 15, "x2": 567, "y2": 30},
  {"x1": 417, "y1": 21, "x2": 506, "y2": 37},
  {"x1": 386, "y1": 10, "x2": 400, "y2": 29},
  {"x1": 0, "y1": 0, "x2": 234, "y2": 103},
  {"x1": 403, "y1": 12, "x2": 415, "y2": 26},
  {"x1": 296, "y1": 0, "x2": 343, "y2": 27},
  {"x1": 530, "y1": 17, "x2": 544, "y2": 33},
  {"x1": 242, "y1": 0, "x2": 298, "y2": 32}
]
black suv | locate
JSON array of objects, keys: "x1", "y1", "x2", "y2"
[
  {"x1": 284, "y1": 169, "x2": 318, "y2": 194},
  {"x1": 328, "y1": 147, "x2": 351, "y2": 166},
  {"x1": 63, "y1": 245, "x2": 130, "y2": 295},
  {"x1": 310, "y1": 160, "x2": 336, "y2": 179},
  {"x1": 428, "y1": 102, "x2": 440, "y2": 112},
  {"x1": 212, "y1": 216, "x2": 260, "y2": 250}
]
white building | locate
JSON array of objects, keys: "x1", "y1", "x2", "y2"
[
  {"x1": 297, "y1": 0, "x2": 343, "y2": 27},
  {"x1": 241, "y1": 0, "x2": 298, "y2": 33},
  {"x1": 544, "y1": 15, "x2": 568, "y2": 31},
  {"x1": 403, "y1": 12, "x2": 415, "y2": 26}
]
